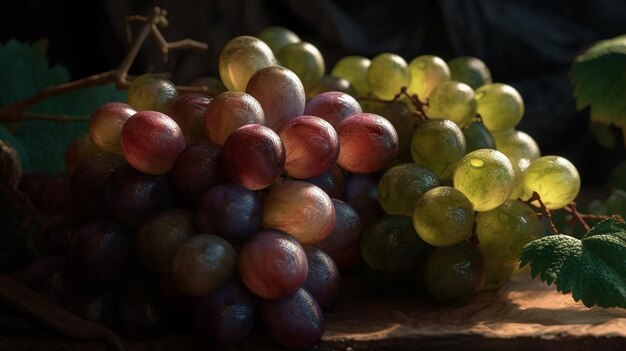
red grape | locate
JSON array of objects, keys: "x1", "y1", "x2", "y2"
[
  {"x1": 88, "y1": 102, "x2": 137, "y2": 154},
  {"x1": 169, "y1": 142, "x2": 223, "y2": 207},
  {"x1": 277, "y1": 115, "x2": 339, "y2": 178},
  {"x1": 204, "y1": 91, "x2": 265, "y2": 145},
  {"x1": 166, "y1": 93, "x2": 212, "y2": 145},
  {"x1": 304, "y1": 91, "x2": 362, "y2": 127},
  {"x1": 120, "y1": 110, "x2": 186, "y2": 175}
]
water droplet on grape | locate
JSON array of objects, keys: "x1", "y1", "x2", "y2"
[{"x1": 470, "y1": 158, "x2": 485, "y2": 168}]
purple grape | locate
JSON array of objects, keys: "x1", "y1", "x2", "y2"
[
  {"x1": 303, "y1": 246, "x2": 341, "y2": 312},
  {"x1": 166, "y1": 93, "x2": 212, "y2": 145},
  {"x1": 194, "y1": 277, "x2": 258, "y2": 350},
  {"x1": 13, "y1": 255, "x2": 75, "y2": 305},
  {"x1": 302, "y1": 164, "x2": 345, "y2": 198},
  {"x1": 118, "y1": 272, "x2": 168, "y2": 339},
  {"x1": 64, "y1": 283, "x2": 119, "y2": 328},
  {"x1": 71, "y1": 152, "x2": 125, "y2": 216},
  {"x1": 195, "y1": 183, "x2": 262, "y2": 245},
  {"x1": 169, "y1": 142, "x2": 223, "y2": 207},
  {"x1": 260, "y1": 288, "x2": 324, "y2": 350},
  {"x1": 316, "y1": 199, "x2": 362, "y2": 254},
  {"x1": 34, "y1": 211, "x2": 84, "y2": 256}
]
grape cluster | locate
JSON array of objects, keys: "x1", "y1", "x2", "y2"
[{"x1": 14, "y1": 26, "x2": 582, "y2": 350}]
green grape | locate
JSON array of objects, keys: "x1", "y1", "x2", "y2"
[
  {"x1": 360, "y1": 215, "x2": 428, "y2": 273},
  {"x1": 331, "y1": 55, "x2": 371, "y2": 97},
  {"x1": 453, "y1": 148, "x2": 515, "y2": 212},
  {"x1": 410, "y1": 119, "x2": 466, "y2": 180},
  {"x1": 127, "y1": 74, "x2": 177, "y2": 112},
  {"x1": 475, "y1": 83, "x2": 524, "y2": 132},
  {"x1": 447, "y1": 56, "x2": 492, "y2": 90},
  {"x1": 423, "y1": 241, "x2": 485, "y2": 305},
  {"x1": 425, "y1": 81, "x2": 477, "y2": 127},
  {"x1": 257, "y1": 26, "x2": 301, "y2": 55},
  {"x1": 367, "y1": 53, "x2": 410, "y2": 100},
  {"x1": 521, "y1": 155, "x2": 581, "y2": 210},
  {"x1": 491, "y1": 128, "x2": 540, "y2": 165},
  {"x1": 475, "y1": 199, "x2": 540, "y2": 263},
  {"x1": 407, "y1": 55, "x2": 450, "y2": 102},
  {"x1": 478, "y1": 245, "x2": 516, "y2": 291},
  {"x1": 378, "y1": 163, "x2": 439, "y2": 216},
  {"x1": 508, "y1": 158, "x2": 530, "y2": 200},
  {"x1": 412, "y1": 186, "x2": 474, "y2": 247},
  {"x1": 462, "y1": 119, "x2": 495, "y2": 152},
  {"x1": 219, "y1": 35, "x2": 277, "y2": 92},
  {"x1": 277, "y1": 41, "x2": 325, "y2": 91}
]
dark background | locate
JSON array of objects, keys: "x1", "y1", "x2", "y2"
[{"x1": 2, "y1": 0, "x2": 626, "y2": 186}]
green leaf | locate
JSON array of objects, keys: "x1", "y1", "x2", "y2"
[
  {"x1": 570, "y1": 34, "x2": 626, "y2": 127},
  {"x1": 520, "y1": 218, "x2": 626, "y2": 308},
  {"x1": 0, "y1": 39, "x2": 126, "y2": 175}
]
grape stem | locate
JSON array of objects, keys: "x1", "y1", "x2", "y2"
[
  {"x1": 0, "y1": 6, "x2": 211, "y2": 123},
  {"x1": 524, "y1": 191, "x2": 624, "y2": 235},
  {"x1": 357, "y1": 86, "x2": 429, "y2": 122}
]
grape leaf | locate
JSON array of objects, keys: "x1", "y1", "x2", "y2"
[
  {"x1": 520, "y1": 218, "x2": 626, "y2": 308},
  {"x1": 0, "y1": 38, "x2": 126, "y2": 175},
  {"x1": 570, "y1": 34, "x2": 626, "y2": 127}
]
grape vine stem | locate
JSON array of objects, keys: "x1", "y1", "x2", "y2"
[
  {"x1": 357, "y1": 86, "x2": 429, "y2": 121},
  {"x1": 0, "y1": 6, "x2": 211, "y2": 123}
]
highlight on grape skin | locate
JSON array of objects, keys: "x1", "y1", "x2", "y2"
[
  {"x1": 204, "y1": 91, "x2": 266, "y2": 145},
  {"x1": 453, "y1": 148, "x2": 515, "y2": 212},
  {"x1": 219, "y1": 35, "x2": 277, "y2": 92},
  {"x1": 220, "y1": 123, "x2": 285, "y2": 191},
  {"x1": 262, "y1": 180, "x2": 336, "y2": 245},
  {"x1": 336, "y1": 112, "x2": 399, "y2": 174},
  {"x1": 521, "y1": 155, "x2": 581, "y2": 210},
  {"x1": 120, "y1": 110, "x2": 186, "y2": 175},
  {"x1": 277, "y1": 115, "x2": 339, "y2": 179}
]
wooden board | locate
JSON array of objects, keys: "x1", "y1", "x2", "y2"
[{"x1": 318, "y1": 273, "x2": 626, "y2": 350}]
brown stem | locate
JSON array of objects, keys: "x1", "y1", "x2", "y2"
[
  {"x1": 525, "y1": 191, "x2": 559, "y2": 235},
  {"x1": 0, "y1": 6, "x2": 209, "y2": 123},
  {"x1": 563, "y1": 203, "x2": 624, "y2": 231},
  {"x1": 0, "y1": 274, "x2": 124, "y2": 351},
  {"x1": 357, "y1": 86, "x2": 429, "y2": 121}
]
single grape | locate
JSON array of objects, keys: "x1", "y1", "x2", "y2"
[
  {"x1": 331, "y1": 55, "x2": 371, "y2": 97},
  {"x1": 447, "y1": 56, "x2": 492, "y2": 89},
  {"x1": 407, "y1": 55, "x2": 450, "y2": 102},
  {"x1": 475, "y1": 83, "x2": 524, "y2": 132},
  {"x1": 410, "y1": 119, "x2": 466, "y2": 180},
  {"x1": 219, "y1": 35, "x2": 277, "y2": 92},
  {"x1": 277, "y1": 115, "x2": 339, "y2": 179},
  {"x1": 423, "y1": 241, "x2": 485, "y2": 305},
  {"x1": 521, "y1": 155, "x2": 581, "y2": 210},
  {"x1": 195, "y1": 182, "x2": 262, "y2": 245},
  {"x1": 425, "y1": 80, "x2": 477, "y2": 127},
  {"x1": 169, "y1": 235, "x2": 238, "y2": 297},
  {"x1": 204, "y1": 91, "x2": 265, "y2": 145},
  {"x1": 88, "y1": 102, "x2": 137, "y2": 154},
  {"x1": 168, "y1": 142, "x2": 223, "y2": 207},
  {"x1": 260, "y1": 288, "x2": 324, "y2": 350},
  {"x1": 336, "y1": 112, "x2": 399, "y2": 173},
  {"x1": 303, "y1": 245, "x2": 341, "y2": 312},
  {"x1": 68, "y1": 218, "x2": 134, "y2": 285},
  {"x1": 367, "y1": 53, "x2": 410, "y2": 100},
  {"x1": 135, "y1": 208, "x2": 196, "y2": 272},
  {"x1": 412, "y1": 186, "x2": 474, "y2": 247},
  {"x1": 303, "y1": 91, "x2": 362, "y2": 128},
  {"x1": 378, "y1": 163, "x2": 439, "y2": 216},
  {"x1": 360, "y1": 214, "x2": 428, "y2": 273},
  {"x1": 257, "y1": 26, "x2": 301, "y2": 55},
  {"x1": 277, "y1": 41, "x2": 325, "y2": 91},
  {"x1": 238, "y1": 230, "x2": 308, "y2": 299},
  {"x1": 194, "y1": 277, "x2": 257, "y2": 351},
  {"x1": 262, "y1": 180, "x2": 335, "y2": 245},
  {"x1": 305, "y1": 75, "x2": 355, "y2": 99},
  {"x1": 246, "y1": 66, "x2": 306, "y2": 130},
  {"x1": 374, "y1": 101, "x2": 418, "y2": 164},
  {"x1": 104, "y1": 162, "x2": 172, "y2": 227},
  {"x1": 221, "y1": 124, "x2": 285, "y2": 190},
  {"x1": 475, "y1": 199, "x2": 540, "y2": 262},
  {"x1": 316, "y1": 199, "x2": 362, "y2": 254},
  {"x1": 491, "y1": 128, "x2": 541, "y2": 165},
  {"x1": 127, "y1": 74, "x2": 177, "y2": 112},
  {"x1": 462, "y1": 119, "x2": 495, "y2": 152},
  {"x1": 343, "y1": 173, "x2": 385, "y2": 229},
  {"x1": 166, "y1": 93, "x2": 212, "y2": 145},
  {"x1": 453, "y1": 148, "x2": 515, "y2": 211},
  {"x1": 120, "y1": 110, "x2": 186, "y2": 175}
]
